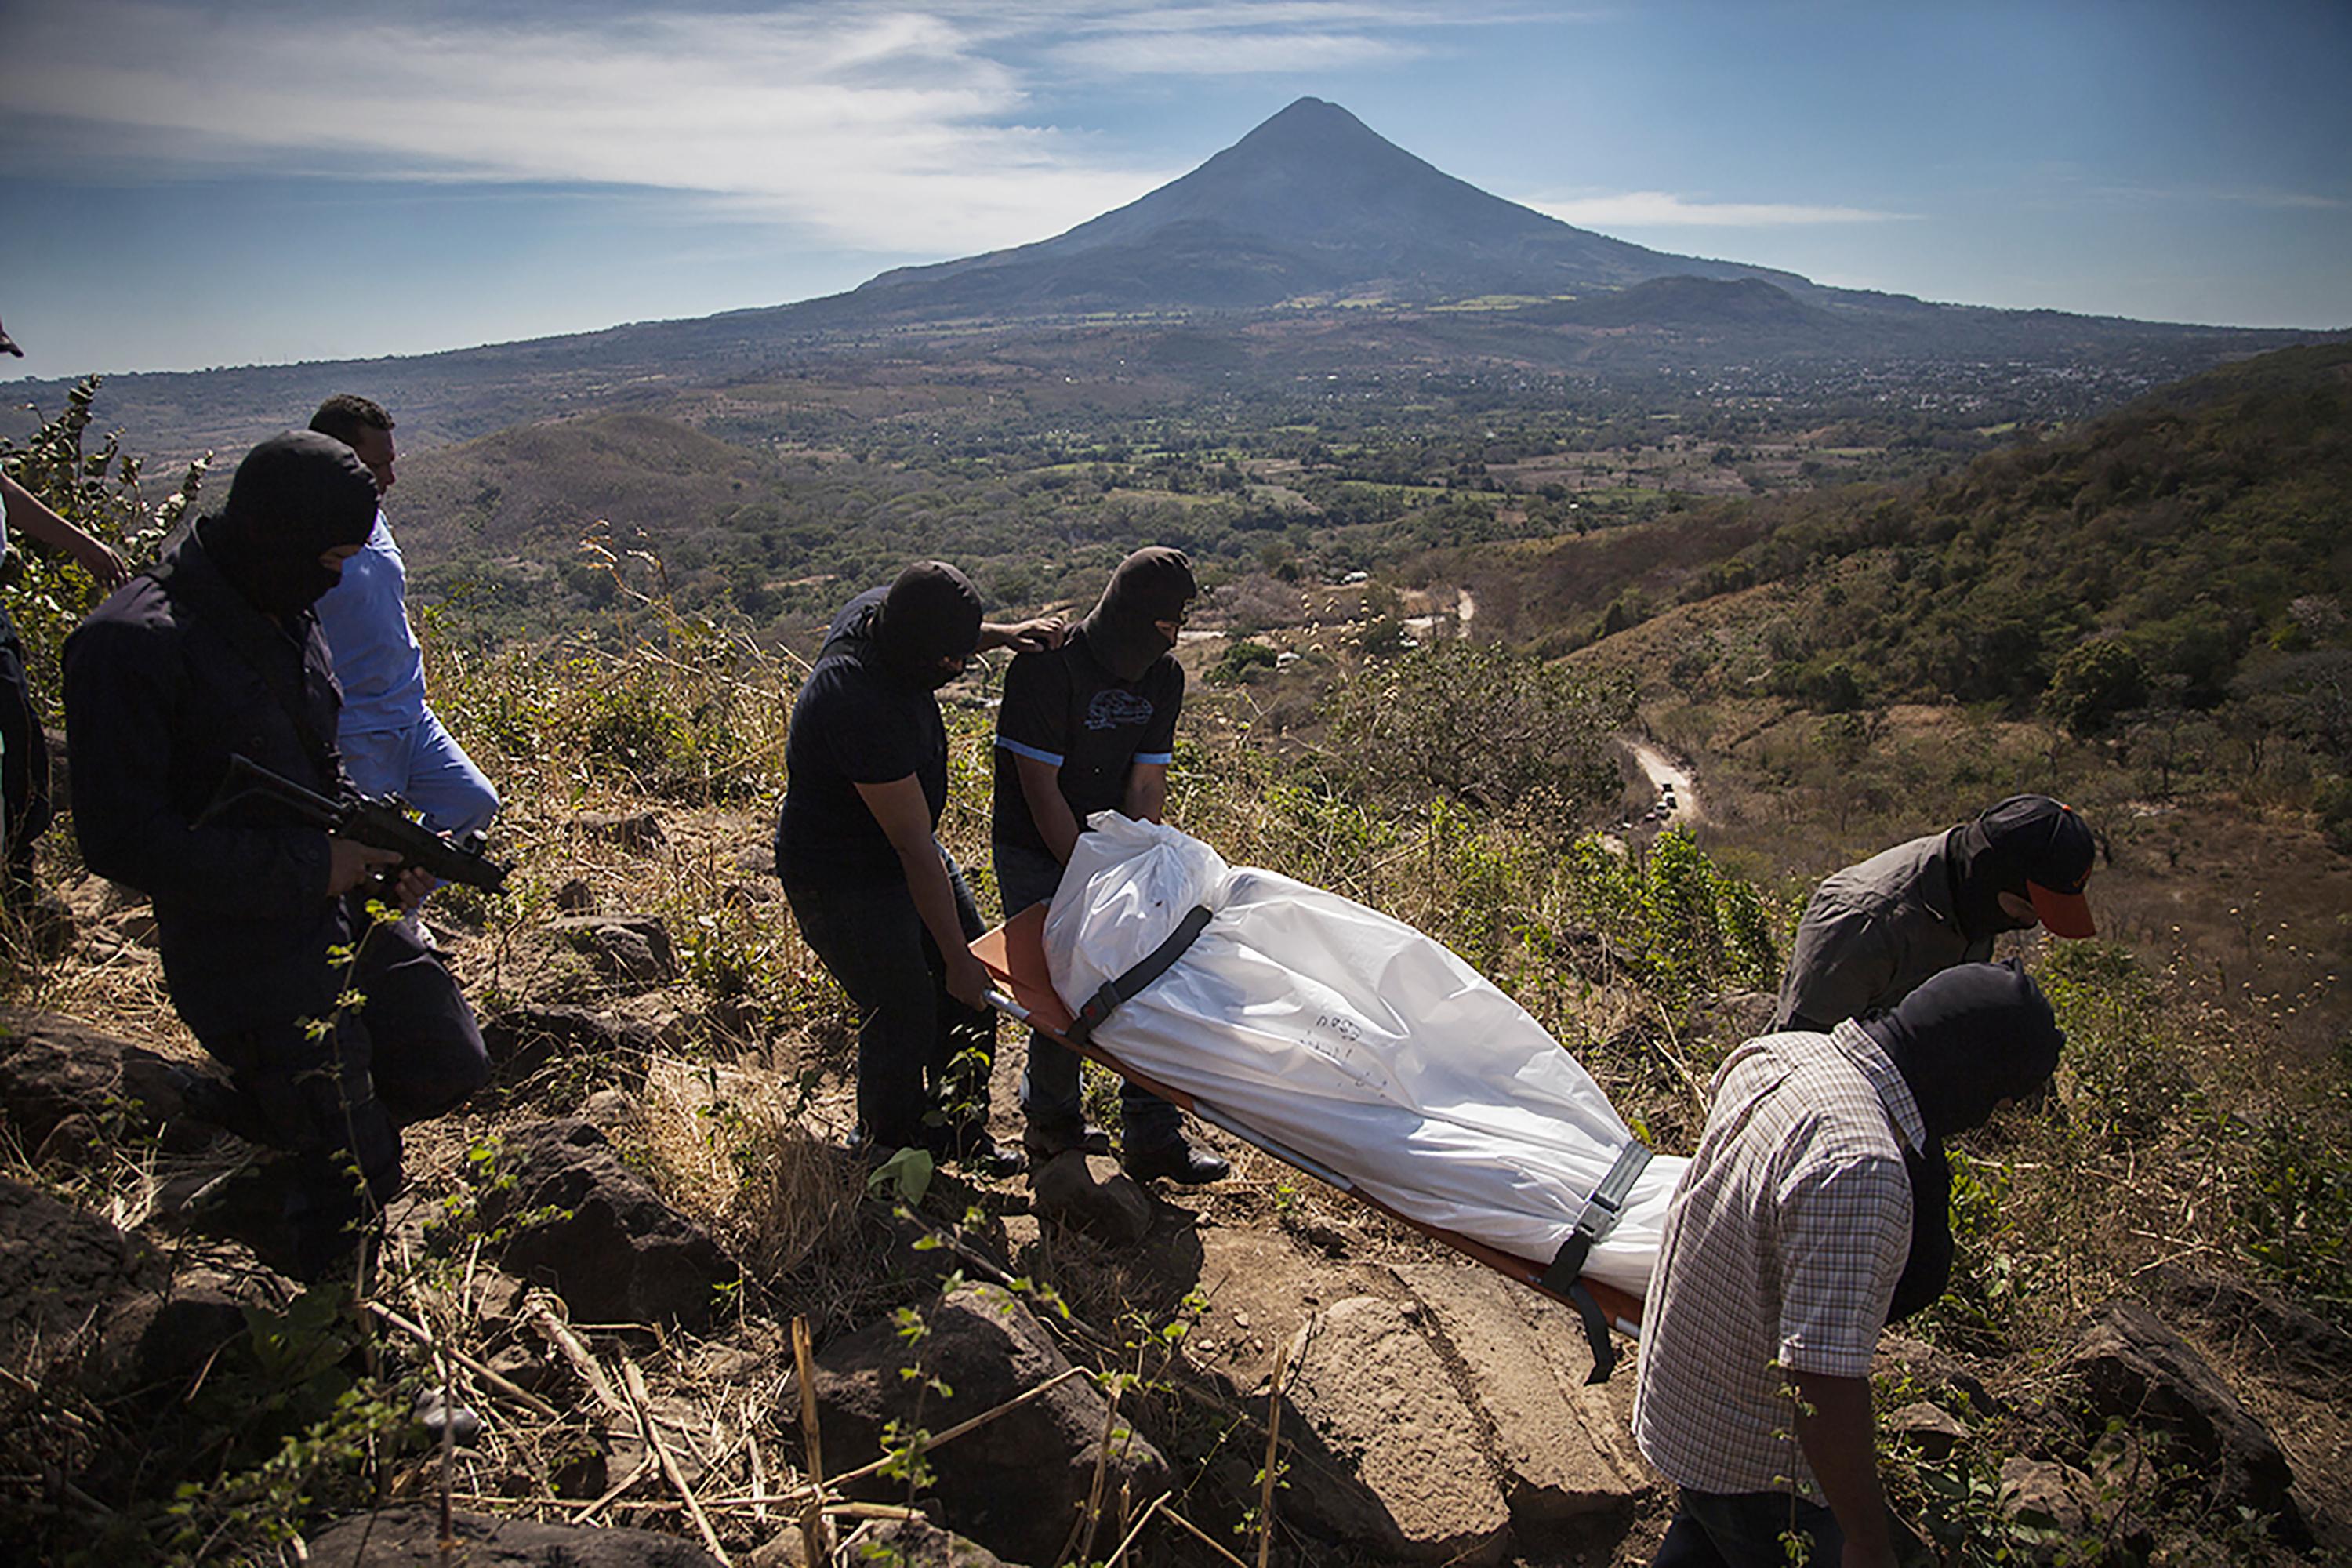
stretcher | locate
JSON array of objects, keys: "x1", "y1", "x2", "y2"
[{"x1": 975, "y1": 903, "x2": 1646, "y2": 1374}]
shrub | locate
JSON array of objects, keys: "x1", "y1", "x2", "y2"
[
  {"x1": 2045, "y1": 637, "x2": 2149, "y2": 736},
  {"x1": 1209, "y1": 638, "x2": 1279, "y2": 685},
  {"x1": 1324, "y1": 639, "x2": 1635, "y2": 817},
  {"x1": 0, "y1": 376, "x2": 206, "y2": 710}
]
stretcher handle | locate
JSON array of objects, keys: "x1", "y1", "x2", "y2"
[{"x1": 984, "y1": 989, "x2": 1033, "y2": 1023}]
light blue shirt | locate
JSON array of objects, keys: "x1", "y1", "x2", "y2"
[{"x1": 314, "y1": 511, "x2": 426, "y2": 735}]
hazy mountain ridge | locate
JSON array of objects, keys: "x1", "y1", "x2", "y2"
[
  {"x1": 858, "y1": 98, "x2": 1814, "y2": 311},
  {"x1": 3, "y1": 97, "x2": 2335, "y2": 471}
]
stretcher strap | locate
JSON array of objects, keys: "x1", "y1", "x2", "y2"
[
  {"x1": 1065, "y1": 904, "x2": 1214, "y2": 1047},
  {"x1": 1540, "y1": 1139, "x2": 1654, "y2": 1383}
]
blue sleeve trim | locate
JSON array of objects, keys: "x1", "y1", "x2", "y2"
[
  {"x1": 1133, "y1": 752, "x2": 1174, "y2": 766},
  {"x1": 995, "y1": 736, "x2": 1065, "y2": 767}
]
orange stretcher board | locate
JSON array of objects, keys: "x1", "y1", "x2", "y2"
[{"x1": 973, "y1": 904, "x2": 1644, "y2": 1338}]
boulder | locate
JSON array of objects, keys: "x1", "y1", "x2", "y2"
[
  {"x1": 475, "y1": 1119, "x2": 738, "y2": 1327},
  {"x1": 0, "y1": 1176, "x2": 253, "y2": 1410},
  {"x1": 1883, "y1": 1401, "x2": 1969, "y2": 1461},
  {"x1": 0, "y1": 1007, "x2": 198, "y2": 1153},
  {"x1": 804, "y1": 1281, "x2": 1167, "y2": 1567},
  {"x1": 2139, "y1": 1263, "x2": 2352, "y2": 1401},
  {"x1": 1388, "y1": 1263, "x2": 1645, "y2": 1534},
  {"x1": 477, "y1": 1004, "x2": 659, "y2": 1082},
  {"x1": 2057, "y1": 1298, "x2": 2303, "y2": 1540},
  {"x1": 1029, "y1": 1151, "x2": 1152, "y2": 1245},
  {"x1": 1278, "y1": 1294, "x2": 1511, "y2": 1565},
  {"x1": 0, "y1": 1177, "x2": 167, "y2": 1374},
  {"x1": 1998, "y1": 1455, "x2": 2154, "y2": 1565},
  {"x1": 1999, "y1": 1456, "x2": 2097, "y2": 1541},
  {"x1": 549, "y1": 913, "x2": 677, "y2": 988},
  {"x1": 554, "y1": 876, "x2": 597, "y2": 913},
  {"x1": 309, "y1": 1505, "x2": 720, "y2": 1566}
]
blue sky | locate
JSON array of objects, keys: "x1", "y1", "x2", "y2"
[{"x1": 2, "y1": 0, "x2": 2346, "y2": 376}]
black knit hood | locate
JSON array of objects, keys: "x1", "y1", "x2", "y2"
[
  {"x1": 871, "y1": 561, "x2": 984, "y2": 688},
  {"x1": 1080, "y1": 546, "x2": 1196, "y2": 681},
  {"x1": 1862, "y1": 960, "x2": 2065, "y2": 1320},
  {"x1": 197, "y1": 430, "x2": 378, "y2": 615}
]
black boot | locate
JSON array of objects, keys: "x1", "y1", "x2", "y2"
[{"x1": 1123, "y1": 1134, "x2": 1230, "y2": 1185}]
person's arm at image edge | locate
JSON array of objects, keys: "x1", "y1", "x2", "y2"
[{"x1": 2, "y1": 472, "x2": 128, "y2": 590}]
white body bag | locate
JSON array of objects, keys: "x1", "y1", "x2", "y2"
[{"x1": 1043, "y1": 813, "x2": 1685, "y2": 1300}]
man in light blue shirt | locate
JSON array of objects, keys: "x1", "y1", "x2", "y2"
[{"x1": 309, "y1": 395, "x2": 498, "y2": 842}]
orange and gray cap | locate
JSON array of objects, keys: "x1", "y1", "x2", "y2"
[{"x1": 1974, "y1": 794, "x2": 2097, "y2": 938}]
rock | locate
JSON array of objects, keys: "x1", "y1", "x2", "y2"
[
  {"x1": 580, "y1": 811, "x2": 667, "y2": 850},
  {"x1": 549, "y1": 913, "x2": 677, "y2": 988},
  {"x1": 1030, "y1": 1151, "x2": 1152, "y2": 1245},
  {"x1": 2058, "y1": 1298, "x2": 2304, "y2": 1541},
  {"x1": 476, "y1": 1119, "x2": 739, "y2": 1328},
  {"x1": 0, "y1": 1175, "x2": 255, "y2": 1412},
  {"x1": 746, "y1": 1516, "x2": 1018, "y2": 1568},
  {"x1": 804, "y1": 1281, "x2": 1167, "y2": 1567},
  {"x1": 110, "y1": 907, "x2": 160, "y2": 949},
  {"x1": 554, "y1": 876, "x2": 597, "y2": 913},
  {"x1": 0, "y1": 1007, "x2": 196, "y2": 1153},
  {"x1": 2000, "y1": 1456, "x2": 2096, "y2": 1539},
  {"x1": 96, "y1": 1261, "x2": 252, "y2": 1402},
  {"x1": 478, "y1": 1004, "x2": 659, "y2": 1081},
  {"x1": 309, "y1": 1505, "x2": 721, "y2": 1566},
  {"x1": 2139, "y1": 1263, "x2": 2352, "y2": 1401},
  {"x1": 1279, "y1": 1294, "x2": 1511, "y2": 1564},
  {"x1": 582, "y1": 1087, "x2": 645, "y2": 1134},
  {"x1": 1388, "y1": 1263, "x2": 1645, "y2": 1535},
  {"x1": 0, "y1": 1177, "x2": 167, "y2": 1377},
  {"x1": 1884, "y1": 1401, "x2": 1969, "y2": 1461}
]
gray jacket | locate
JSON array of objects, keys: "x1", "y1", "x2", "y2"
[{"x1": 1772, "y1": 829, "x2": 1991, "y2": 1032}]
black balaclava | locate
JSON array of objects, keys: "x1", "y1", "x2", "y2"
[
  {"x1": 198, "y1": 430, "x2": 379, "y2": 615},
  {"x1": 873, "y1": 561, "x2": 984, "y2": 689},
  {"x1": 1082, "y1": 547, "x2": 1196, "y2": 682},
  {"x1": 1860, "y1": 960, "x2": 2065, "y2": 1321},
  {"x1": 1946, "y1": 819, "x2": 2035, "y2": 938}
]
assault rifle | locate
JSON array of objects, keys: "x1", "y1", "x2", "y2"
[{"x1": 196, "y1": 753, "x2": 510, "y2": 895}]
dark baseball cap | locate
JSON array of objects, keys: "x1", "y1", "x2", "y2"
[{"x1": 1976, "y1": 794, "x2": 2097, "y2": 938}]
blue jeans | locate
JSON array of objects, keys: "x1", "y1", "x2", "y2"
[
  {"x1": 781, "y1": 846, "x2": 996, "y2": 1150},
  {"x1": 339, "y1": 704, "x2": 499, "y2": 839},
  {"x1": 1652, "y1": 1487, "x2": 1844, "y2": 1568},
  {"x1": 995, "y1": 840, "x2": 1180, "y2": 1151}
]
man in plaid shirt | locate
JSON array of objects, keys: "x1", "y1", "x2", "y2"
[{"x1": 1633, "y1": 963, "x2": 2063, "y2": 1566}]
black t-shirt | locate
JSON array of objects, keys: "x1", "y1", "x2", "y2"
[
  {"x1": 775, "y1": 587, "x2": 947, "y2": 882},
  {"x1": 991, "y1": 626, "x2": 1182, "y2": 855}
]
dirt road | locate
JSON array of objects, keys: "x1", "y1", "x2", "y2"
[{"x1": 1628, "y1": 740, "x2": 1701, "y2": 825}]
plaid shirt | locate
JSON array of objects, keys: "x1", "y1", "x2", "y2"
[{"x1": 1631, "y1": 1022, "x2": 1926, "y2": 1497}]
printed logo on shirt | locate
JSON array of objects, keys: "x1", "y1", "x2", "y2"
[{"x1": 1086, "y1": 689, "x2": 1155, "y2": 731}]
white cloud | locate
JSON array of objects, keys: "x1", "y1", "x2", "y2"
[
  {"x1": 0, "y1": 2, "x2": 1183, "y2": 254},
  {"x1": 1526, "y1": 190, "x2": 1915, "y2": 227},
  {"x1": 1054, "y1": 30, "x2": 1423, "y2": 74}
]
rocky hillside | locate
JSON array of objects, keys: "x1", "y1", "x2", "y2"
[{"x1": 4, "y1": 575, "x2": 2348, "y2": 1565}]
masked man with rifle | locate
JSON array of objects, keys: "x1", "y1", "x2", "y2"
[{"x1": 65, "y1": 430, "x2": 489, "y2": 1276}]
